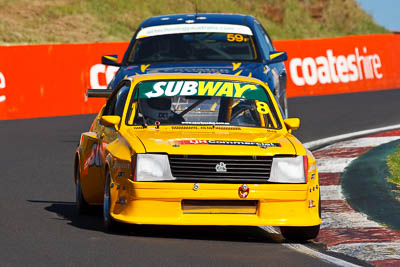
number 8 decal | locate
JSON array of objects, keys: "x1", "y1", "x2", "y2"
[{"x1": 256, "y1": 101, "x2": 271, "y2": 115}]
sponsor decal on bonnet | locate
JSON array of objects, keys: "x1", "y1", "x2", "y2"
[{"x1": 176, "y1": 139, "x2": 281, "y2": 149}]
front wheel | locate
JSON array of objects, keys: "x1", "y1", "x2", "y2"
[
  {"x1": 103, "y1": 170, "x2": 119, "y2": 232},
  {"x1": 280, "y1": 225, "x2": 320, "y2": 241}
]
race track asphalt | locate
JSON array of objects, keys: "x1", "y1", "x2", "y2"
[
  {"x1": 1, "y1": 88, "x2": 399, "y2": 266},
  {"x1": 289, "y1": 88, "x2": 400, "y2": 143}
]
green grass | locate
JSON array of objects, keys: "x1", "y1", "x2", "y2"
[
  {"x1": 386, "y1": 145, "x2": 400, "y2": 201},
  {"x1": 387, "y1": 144, "x2": 400, "y2": 198},
  {"x1": 0, "y1": 0, "x2": 388, "y2": 44}
]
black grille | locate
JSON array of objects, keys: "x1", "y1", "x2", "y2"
[{"x1": 168, "y1": 155, "x2": 272, "y2": 183}]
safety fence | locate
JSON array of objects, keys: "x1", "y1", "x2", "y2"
[{"x1": 0, "y1": 34, "x2": 399, "y2": 120}]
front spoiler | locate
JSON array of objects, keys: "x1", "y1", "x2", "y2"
[{"x1": 109, "y1": 181, "x2": 321, "y2": 227}]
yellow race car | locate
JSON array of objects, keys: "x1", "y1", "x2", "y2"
[{"x1": 74, "y1": 73, "x2": 321, "y2": 240}]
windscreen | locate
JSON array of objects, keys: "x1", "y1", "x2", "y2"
[
  {"x1": 128, "y1": 24, "x2": 257, "y2": 63},
  {"x1": 126, "y1": 80, "x2": 281, "y2": 129}
]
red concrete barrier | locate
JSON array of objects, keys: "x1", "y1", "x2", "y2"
[
  {"x1": 0, "y1": 34, "x2": 399, "y2": 120},
  {"x1": 0, "y1": 42, "x2": 127, "y2": 120}
]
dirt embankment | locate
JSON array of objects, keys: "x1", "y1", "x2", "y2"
[{"x1": 0, "y1": 0, "x2": 387, "y2": 44}]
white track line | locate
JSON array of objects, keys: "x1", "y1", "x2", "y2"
[
  {"x1": 304, "y1": 124, "x2": 400, "y2": 150},
  {"x1": 326, "y1": 136, "x2": 400, "y2": 149},
  {"x1": 286, "y1": 244, "x2": 363, "y2": 267},
  {"x1": 327, "y1": 242, "x2": 400, "y2": 262},
  {"x1": 260, "y1": 226, "x2": 362, "y2": 267}
]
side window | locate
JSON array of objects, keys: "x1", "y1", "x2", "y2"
[
  {"x1": 114, "y1": 85, "x2": 130, "y2": 116},
  {"x1": 253, "y1": 21, "x2": 273, "y2": 56},
  {"x1": 103, "y1": 84, "x2": 130, "y2": 116},
  {"x1": 259, "y1": 23, "x2": 275, "y2": 51},
  {"x1": 102, "y1": 95, "x2": 117, "y2": 116}
]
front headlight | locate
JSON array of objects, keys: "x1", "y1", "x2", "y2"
[
  {"x1": 136, "y1": 154, "x2": 175, "y2": 182},
  {"x1": 269, "y1": 155, "x2": 307, "y2": 183}
]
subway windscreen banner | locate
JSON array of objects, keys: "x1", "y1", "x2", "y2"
[{"x1": 0, "y1": 34, "x2": 399, "y2": 120}]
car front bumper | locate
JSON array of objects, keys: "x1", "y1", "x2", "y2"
[{"x1": 109, "y1": 180, "x2": 321, "y2": 227}]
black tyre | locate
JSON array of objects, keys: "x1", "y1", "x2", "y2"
[
  {"x1": 103, "y1": 170, "x2": 119, "y2": 232},
  {"x1": 280, "y1": 225, "x2": 320, "y2": 241},
  {"x1": 76, "y1": 167, "x2": 90, "y2": 214}
]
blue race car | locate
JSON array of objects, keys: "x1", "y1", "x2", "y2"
[{"x1": 101, "y1": 13, "x2": 288, "y2": 116}]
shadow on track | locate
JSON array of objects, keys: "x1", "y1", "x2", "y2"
[
  {"x1": 27, "y1": 199, "x2": 285, "y2": 244},
  {"x1": 28, "y1": 200, "x2": 104, "y2": 231}
]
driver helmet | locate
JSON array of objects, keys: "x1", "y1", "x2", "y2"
[{"x1": 140, "y1": 97, "x2": 174, "y2": 121}]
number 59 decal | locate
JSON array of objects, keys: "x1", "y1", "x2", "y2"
[{"x1": 227, "y1": 34, "x2": 249, "y2": 42}]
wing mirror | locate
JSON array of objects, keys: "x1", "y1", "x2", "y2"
[
  {"x1": 284, "y1": 118, "x2": 300, "y2": 133},
  {"x1": 268, "y1": 51, "x2": 288, "y2": 64},
  {"x1": 101, "y1": 55, "x2": 121, "y2": 66},
  {"x1": 101, "y1": 115, "x2": 121, "y2": 128}
]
